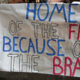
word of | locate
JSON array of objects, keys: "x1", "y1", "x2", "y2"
[
  {"x1": 3, "y1": 36, "x2": 65, "y2": 56},
  {"x1": 9, "y1": 20, "x2": 23, "y2": 36},
  {"x1": 53, "y1": 56, "x2": 80, "y2": 76},
  {"x1": 26, "y1": 3, "x2": 78, "y2": 23}
]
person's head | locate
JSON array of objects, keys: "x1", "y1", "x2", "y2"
[
  {"x1": 9, "y1": 0, "x2": 25, "y2": 3},
  {"x1": 47, "y1": 0, "x2": 64, "y2": 3}
]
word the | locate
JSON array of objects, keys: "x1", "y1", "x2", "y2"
[
  {"x1": 32, "y1": 22, "x2": 59, "y2": 39},
  {"x1": 8, "y1": 54, "x2": 39, "y2": 72}
]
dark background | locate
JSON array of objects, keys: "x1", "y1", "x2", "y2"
[{"x1": 0, "y1": 72, "x2": 80, "y2": 80}]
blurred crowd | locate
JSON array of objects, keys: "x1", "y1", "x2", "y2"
[
  {"x1": 8, "y1": 0, "x2": 79, "y2": 3},
  {"x1": 0, "y1": 0, "x2": 80, "y2": 3}
]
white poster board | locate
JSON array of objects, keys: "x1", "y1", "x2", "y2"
[{"x1": 0, "y1": 3, "x2": 80, "y2": 77}]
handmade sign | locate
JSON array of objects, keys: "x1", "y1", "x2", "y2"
[{"x1": 0, "y1": 3, "x2": 80, "y2": 77}]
